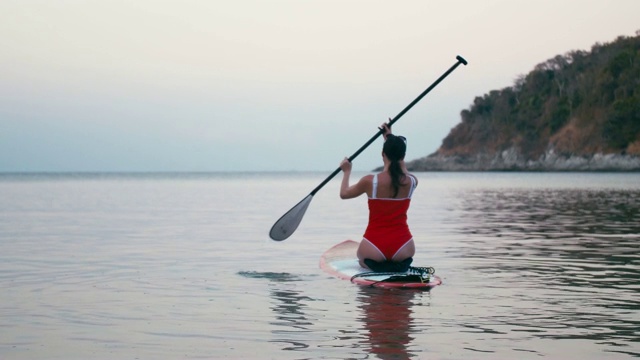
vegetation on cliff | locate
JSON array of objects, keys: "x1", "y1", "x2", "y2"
[{"x1": 436, "y1": 31, "x2": 640, "y2": 161}]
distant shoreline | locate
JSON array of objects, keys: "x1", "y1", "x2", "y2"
[{"x1": 405, "y1": 150, "x2": 640, "y2": 172}]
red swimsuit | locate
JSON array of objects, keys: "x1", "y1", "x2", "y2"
[{"x1": 362, "y1": 174, "x2": 417, "y2": 260}]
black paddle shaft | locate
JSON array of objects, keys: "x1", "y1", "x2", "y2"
[{"x1": 309, "y1": 55, "x2": 468, "y2": 196}]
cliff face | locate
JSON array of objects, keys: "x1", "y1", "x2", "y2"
[{"x1": 407, "y1": 32, "x2": 640, "y2": 171}]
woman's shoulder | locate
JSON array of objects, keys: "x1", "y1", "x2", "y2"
[
  {"x1": 407, "y1": 173, "x2": 418, "y2": 185},
  {"x1": 356, "y1": 174, "x2": 374, "y2": 186}
]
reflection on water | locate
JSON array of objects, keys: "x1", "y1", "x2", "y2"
[
  {"x1": 356, "y1": 287, "x2": 422, "y2": 360},
  {"x1": 252, "y1": 270, "x2": 434, "y2": 359},
  {"x1": 269, "y1": 287, "x2": 315, "y2": 351},
  {"x1": 453, "y1": 187, "x2": 640, "y2": 356},
  {"x1": 239, "y1": 271, "x2": 317, "y2": 352},
  {"x1": 264, "y1": 274, "x2": 316, "y2": 352}
]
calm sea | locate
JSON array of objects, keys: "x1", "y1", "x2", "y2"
[{"x1": 1, "y1": 172, "x2": 639, "y2": 359}]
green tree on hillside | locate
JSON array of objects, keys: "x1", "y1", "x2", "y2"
[{"x1": 440, "y1": 32, "x2": 640, "y2": 158}]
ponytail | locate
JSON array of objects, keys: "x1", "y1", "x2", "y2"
[
  {"x1": 388, "y1": 160, "x2": 405, "y2": 198},
  {"x1": 383, "y1": 134, "x2": 408, "y2": 198}
]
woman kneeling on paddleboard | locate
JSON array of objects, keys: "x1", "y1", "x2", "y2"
[{"x1": 339, "y1": 122, "x2": 418, "y2": 272}]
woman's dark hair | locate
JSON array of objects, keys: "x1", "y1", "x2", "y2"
[{"x1": 383, "y1": 134, "x2": 407, "y2": 198}]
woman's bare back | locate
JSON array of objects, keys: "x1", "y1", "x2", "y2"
[{"x1": 371, "y1": 171, "x2": 417, "y2": 199}]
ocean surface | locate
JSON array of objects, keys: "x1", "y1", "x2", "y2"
[{"x1": 1, "y1": 172, "x2": 639, "y2": 359}]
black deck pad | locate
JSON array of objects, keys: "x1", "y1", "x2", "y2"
[{"x1": 363, "y1": 257, "x2": 413, "y2": 273}]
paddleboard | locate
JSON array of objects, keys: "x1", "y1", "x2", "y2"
[{"x1": 319, "y1": 240, "x2": 442, "y2": 289}]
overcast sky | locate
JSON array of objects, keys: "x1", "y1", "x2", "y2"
[{"x1": 1, "y1": 0, "x2": 638, "y2": 172}]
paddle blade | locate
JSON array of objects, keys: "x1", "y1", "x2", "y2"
[{"x1": 269, "y1": 194, "x2": 313, "y2": 241}]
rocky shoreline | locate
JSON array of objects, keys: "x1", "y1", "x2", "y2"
[{"x1": 405, "y1": 148, "x2": 640, "y2": 172}]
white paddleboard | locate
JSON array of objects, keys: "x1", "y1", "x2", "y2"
[{"x1": 319, "y1": 240, "x2": 442, "y2": 289}]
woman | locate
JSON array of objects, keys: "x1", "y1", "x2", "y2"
[{"x1": 339, "y1": 122, "x2": 418, "y2": 272}]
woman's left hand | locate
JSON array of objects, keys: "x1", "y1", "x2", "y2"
[{"x1": 340, "y1": 157, "x2": 352, "y2": 172}]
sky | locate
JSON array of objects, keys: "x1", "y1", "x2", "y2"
[{"x1": 1, "y1": 0, "x2": 638, "y2": 172}]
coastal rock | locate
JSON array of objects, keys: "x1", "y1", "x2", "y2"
[{"x1": 406, "y1": 148, "x2": 640, "y2": 171}]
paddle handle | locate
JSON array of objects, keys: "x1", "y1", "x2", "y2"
[{"x1": 309, "y1": 55, "x2": 468, "y2": 196}]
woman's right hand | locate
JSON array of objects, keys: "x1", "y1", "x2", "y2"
[{"x1": 379, "y1": 120, "x2": 392, "y2": 140}]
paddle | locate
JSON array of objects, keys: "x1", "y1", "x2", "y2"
[{"x1": 269, "y1": 55, "x2": 468, "y2": 241}]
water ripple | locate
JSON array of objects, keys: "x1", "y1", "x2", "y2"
[{"x1": 449, "y1": 187, "x2": 640, "y2": 353}]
